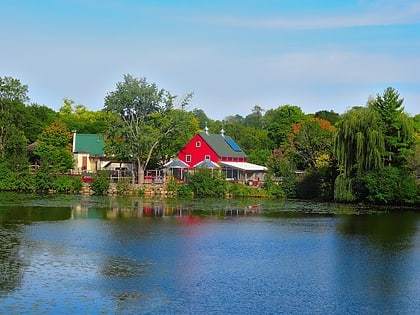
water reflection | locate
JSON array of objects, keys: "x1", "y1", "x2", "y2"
[
  {"x1": 0, "y1": 224, "x2": 24, "y2": 295},
  {"x1": 0, "y1": 206, "x2": 71, "y2": 295},
  {"x1": 0, "y1": 193, "x2": 419, "y2": 314},
  {"x1": 335, "y1": 213, "x2": 418, "y2": 313},
  {"x1": 71, "y1": 196, "x2": 262, "y2": 219},
  {"x1": 338, "y1": 213, "x2": 417, "y2": 250}
]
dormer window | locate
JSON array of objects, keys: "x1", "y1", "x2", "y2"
[{"x1": 196, "y1": 141, "x2": 201, "y2": 147}]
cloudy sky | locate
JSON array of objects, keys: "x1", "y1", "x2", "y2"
[{"x1": 1, "y1": 0, "x2": 419, "y2": 120}]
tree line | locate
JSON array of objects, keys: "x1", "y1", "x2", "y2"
[{"x1": 0, "y1": 75, "x2": 419, "y2": 204}]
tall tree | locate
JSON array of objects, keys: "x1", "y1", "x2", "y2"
[
  {"x1": 263, "y1": 105, "x2": 305, "y2": 148},
  {"x1": 34, "y1": 119, "x2": 74, "y2": 173},
  {"x1": 291, "y1": 117, "x2": 335, "y2": 170},
  {"x1": 333, "y1": 106, "x2": 384, "y2": 201},
  {"x1": 22, "y1": 103, "x2": 58, "y2": 143},
  {"x1": 0, "y1": 76, "x2": 30, "y2": 172},
  {"x1": 0, "y1": 76, "x2": 29, "y2": 161},
  {"x1": 245, "y1": 105, "x2": 265, "y2": 128},
  {"x1": 103, "y1": 74, "x2": 193, "y2": 183},
  {"x1": 314, "y1": 110, "x2": 340, "y2": 125},
  {"x1": 59, "y1": 98, "x2": 111, "y2": 134},
  {"x1": 369, "y1": 87, "x2": 414, "y2": 167}
]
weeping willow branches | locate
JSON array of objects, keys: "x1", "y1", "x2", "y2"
[
  {"x1": 334, "y1": 107, "x2": 384, "y2": 177},
  {"x1": 333, "y1": 87, "x2": 416, "y2": 202}
]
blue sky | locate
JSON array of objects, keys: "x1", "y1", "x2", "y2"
[{"x1": 1, "y1": 0, "x2": 419, "y2": 119}]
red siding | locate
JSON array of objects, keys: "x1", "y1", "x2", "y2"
[
  {"x1": 220, "y1": 156, "x2": 246, "y2": 162},
  {"x1": 178, "y1": 134, "x2": 219, "y2": 167}
]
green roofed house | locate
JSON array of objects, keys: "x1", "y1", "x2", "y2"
[
  {"x1": 72, "y1": 133, "x2": 105, "y2": 173},
  {"x1": 72, "y1": 133, "x2": 134, "y2": 178}
]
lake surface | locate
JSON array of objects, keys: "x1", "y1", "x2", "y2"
[{"x1": 0, "y1": 193, "x2": 419, "y2": 314}]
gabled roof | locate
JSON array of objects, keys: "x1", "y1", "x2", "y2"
[
  {"x1": 198, "y1": 132, "x2": 247, "y2": 159},
  {"x1": 193, "y1": 159, "x2": 220, "y2": 169},
  {"x1": 73, "y1": 134, "x2": 105, "y2": 156},
  {"x1": 164, "y1": 158, "x2": 190, "y2": 169}
]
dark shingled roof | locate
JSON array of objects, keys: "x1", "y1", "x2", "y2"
[
  {"x1": 74, "y1": 134, "x2": 105, "y2": 156},
  {"x1": 198, "y1": 132, "x2": 247, "y2": 159}
]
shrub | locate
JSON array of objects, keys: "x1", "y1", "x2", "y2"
[
  {"x1": 360, "y1": 167, "x2": 418, "y2": 205},
  {"x1": 187, "y1": 170, "x2": 227, "y2": 197},
  {"x1": 52, "y1": 175, "x2": 82, "y2": 193},
  {"x1": 34, "y1": 165, "x2": 54, "y2": 191},
  {"x1": 91, "y1": 170, "x2": 111, "y2": 195},
  {"x1": 116, "y1": 178, "x2": 131, "y2": 194}
]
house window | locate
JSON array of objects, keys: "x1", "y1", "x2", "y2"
[
  {"x1": 186, "y1": 155, "x2": 191, "y2": 162},
  {"x1": 205, "y1": 155, "x2": 210, "y2": 160},
  {"x1": 196, "y1": 141, "x2": 201, "y2": 147}
]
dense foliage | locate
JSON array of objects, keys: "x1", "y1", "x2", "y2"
[{"x1": 0, "y1": 75, "x2": 418, "y2": 205}]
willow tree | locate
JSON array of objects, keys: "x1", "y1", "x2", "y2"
[
  {"x1": 333, "y1": 106, "x2": 385, "y2": 201},
  {"x1": 103, "y1": 74, "x2": 193, "y2": 184}
]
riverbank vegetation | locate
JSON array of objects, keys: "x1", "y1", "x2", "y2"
[{"x1": 0, "y1": 75, "x2": 419, "y2": 205}]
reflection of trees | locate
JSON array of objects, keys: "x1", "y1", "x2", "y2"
[
  {"x1": 0, "y1": 224, "x2": 24, "y2": 294},
  {"x1": 71, "y1": 196, "x2": 264, "y2": 219},
  {"x1": 0, "y1": 206, "x2": 71, "y2": 295},
  {"x1": 335, "y1": 213, "x2": 418, "y2": 313},
  {"x1": 338, "y1": 213, "x2": 417, "y2": 250}
]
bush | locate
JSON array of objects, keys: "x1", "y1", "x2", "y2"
[
  {"x1": 187, "y1": 170, "x2": 227, "y2": 197},
  {"x1": 228, "y1": 183, "x2": 269, "y2": 198},
  {"x1": 166, "y1": 178, "x2": 193, "y2": 197},
  {"x1": 91, "y1": 170, "x2": 111, "y2": 195},
  {"x1": 52, "y1": 175, "x2": 82, "y2": 193},
  {"x1": 34, "y1": 165, "x2": 54, "y2": 191},
  {"x1": 116, "y1": 178, "x2": 131, "y2": 194},
  {"x1": 361, "y1": 167, "x2": 418, "y2": 205}
]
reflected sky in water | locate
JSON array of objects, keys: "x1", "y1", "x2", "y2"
[{"x1": 0, "y1": 194, "x2": 419, "y2": 314}]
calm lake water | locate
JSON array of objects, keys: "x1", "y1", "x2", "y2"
[{"x1": 0, "y1": 193, "x2": 419, "y2": 314}]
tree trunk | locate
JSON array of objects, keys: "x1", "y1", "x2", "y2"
[{"x1": 137, "y1": 158, "x2": 145, "y2": 185}]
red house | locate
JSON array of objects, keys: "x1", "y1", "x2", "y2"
[
  {"x1": 175, "y1": 129, "x2": 267, "y2": 184},
  {"x1": 178, "y1": 130, "x2": 247, "y2": 167}
]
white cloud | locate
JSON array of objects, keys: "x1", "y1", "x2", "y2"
[{"x1": 193, "y1": 2, "x2": 420, "y2": 30}]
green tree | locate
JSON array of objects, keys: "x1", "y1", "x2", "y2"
[
  {"x1": 244, "y1": 105, "x2": 265, "y2": 128},
  {"x1": 333, "y1": 88, "x2": 417, "y2": 203},
  {"x1": 369, "y1": 87, "x2": 414, "y2": 167},
  {"x1": 263, "y1": 105, "x2": 305, "y2": 148},
  {"x1": 34, "y1": 119, "x2": 74, "y2": 173},
  {"x1": 104, "y1": 74, "x2": 193, "y2": 183},
  {"x1": 290, "y1": 118, "x2": 335, "y2": 170},
  {"x1": 192, "y1": 108, "x2": 212, "y2": 130},
  {"x1": 267, "y1": 148, "x2": 298, "y2": 197},
  {"x1": 22, "y1": 103, "x2": 58, "y2": 143},
  {"x1": 333, "y1": 106, "x2": 384, "y2": 201},
  {"x1": 314, "y1": 110, "x2": 340, "y2": 125},
  {"x1": 0, "y1": 76, "x2": 28, "y2": 164},
  {"x1": 59, "y1": 98, "x2": 111, "y2": 134}
]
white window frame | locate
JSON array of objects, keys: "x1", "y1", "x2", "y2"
[{"x1": 186, "y1": 155, "x2": 191, "y2": 162}]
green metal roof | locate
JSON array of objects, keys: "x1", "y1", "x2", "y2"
[
  {"x1": 74, "y1": 134, "x2": 105, "y2": 156},
  {"x1": 198, "y1": 132, "x2": 247, "y2": 158}
]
